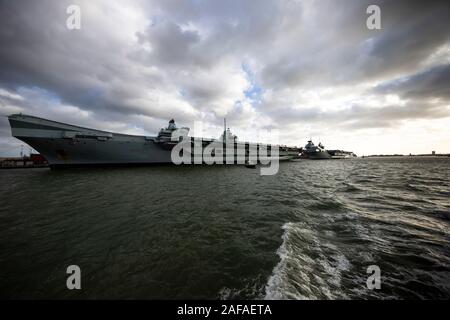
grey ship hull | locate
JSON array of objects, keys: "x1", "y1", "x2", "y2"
[
  {"x1": 8, "y1": 114, "x2": 299, "y2": 167},
  {"x1": 328, "y1": 150, "x2": 356, "y2": 159},
  {"x1": 9, "y1": 114, "x2": 173, "y2": 167},
  {"x1": 307, "y1": 151, "x2": 331, "y2": 159}
]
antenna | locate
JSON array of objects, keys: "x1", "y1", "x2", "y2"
[{"x1": 223, "y1": 118, "x2": 226, "y2": 142}]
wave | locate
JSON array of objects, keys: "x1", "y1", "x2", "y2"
[{"x1": 264, "y1": 222, "x2": 352, "y2": 300}]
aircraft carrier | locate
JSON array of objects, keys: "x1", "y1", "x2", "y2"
[
  {"x1": 300, "y1": 139, "x2": 356, "y2": 159},
  {"x1": 8, "y1": 114, "x2": 300, "y2": 168}
]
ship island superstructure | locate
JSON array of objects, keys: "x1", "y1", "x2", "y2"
[{"x1": 8, "y1": 114, "x2": 300, "y2": 168}]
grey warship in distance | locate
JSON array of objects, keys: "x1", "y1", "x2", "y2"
[
  {"x1": 8, "y1": 114, "x2": 301, "y2": 168},
  {"x1": 300, "y1": 139, "x2": 356, "y2": 159}
]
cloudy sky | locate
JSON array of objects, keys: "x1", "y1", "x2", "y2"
[{"x1": 0, "y1": 0, "x2": 449, "y2": 156}]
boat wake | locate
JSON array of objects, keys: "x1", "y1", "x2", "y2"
[{"x1": 264, "y1": 222, "x2": 352, "y2": 300}]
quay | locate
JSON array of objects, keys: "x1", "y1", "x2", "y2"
[{"x1": 0, "y1": 153, "x2": 49, "y2": 169}]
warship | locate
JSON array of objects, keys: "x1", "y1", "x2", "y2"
[
  {"x1": 298, "y1": 140, "x2": 356, "y2": 160},
  {"x1": 8, "y1": 114, "x2": 300, "y2": 168},
  {"x1": 303, "y1": 140, "x2": 331, "y2": 159}
]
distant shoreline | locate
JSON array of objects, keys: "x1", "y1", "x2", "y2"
[{"x1": 362, "y1": 154, "x2": 450, "y2": 158}]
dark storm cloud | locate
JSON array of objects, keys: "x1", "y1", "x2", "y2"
[
  {"x1": 338, "y1": 102, "x2": 450, "y2": 129},
  {"x1": 265, "y1": 100, "x2": 450, "y2": 129},
  {"x1": 0, "y1": 0, "x2": 197, "y2": 123},
  {"x1": 374, "y1": 64, "x2": 450, "y2": 101},
  {"x1": 135, "y1": 20, "x2": 202, "y2": 67},
  {"x1": 360, "y1": 1, "x2": 450, "y2": 79},
  {"x1": 259, "y1": 0, "x2": 450, "y2": 88}
]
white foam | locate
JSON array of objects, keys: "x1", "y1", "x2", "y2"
[
  {"x1": 264, "y1": 222, "x2": 317, "y2": 300},
  {"x1": 264, "y1": 222, "x2": 353, "y2": 300}
]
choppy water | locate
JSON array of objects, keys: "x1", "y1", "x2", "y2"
[{"x1": 0, "y1": 157, "x2": 449, "y2": 299}]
